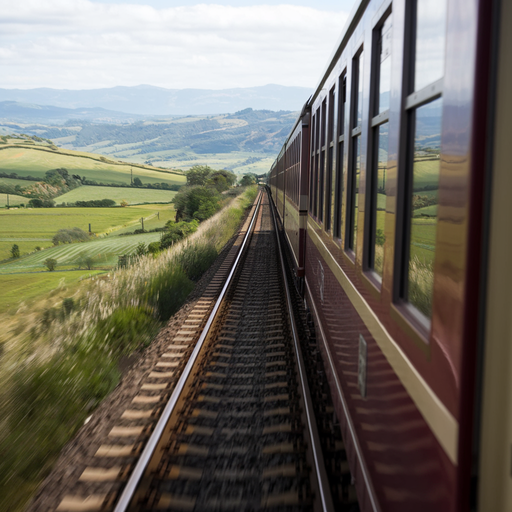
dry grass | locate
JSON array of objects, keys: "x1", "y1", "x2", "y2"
[{"x1": 408, "y1": 255, "x2": 434, "y2": 318}]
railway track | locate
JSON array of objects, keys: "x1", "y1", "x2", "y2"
[{"x1": 55, "y1": 189, "x2": 338, "y2": 512}]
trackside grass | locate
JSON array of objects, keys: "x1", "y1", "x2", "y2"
[{"x1": 0, "y1": 186, "x2": 258, "y2": 512}]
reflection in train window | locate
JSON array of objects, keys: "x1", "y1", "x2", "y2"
[
  {"x1": 333, "y1": 73, "x2": 346, "y2": 240},
  {"x1": 379, "y1": 16, "x2": 392, "y2": 113},
  {"x1": 355, "y1": 52, "x2": 364, "y2": 127},
  {"x1": 349, "y1": 136, "x2": 361, "y2": 250},
  {"x1": 372, "y1": 122, "x2": 388, "y2": 276},
  {"x1": 407, "y1": 97, "x2": 442, "y2": 318},
  {"x1": 415, "y1": 0, "x2": 447, "y2": 91},
  {"x1": 368, "y1": 13, "x2": 391, "y2": 280},
  {"x1": 326, "y1": 87, "x2": 335, "y2": 232}
]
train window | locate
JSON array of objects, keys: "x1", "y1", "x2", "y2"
[
  {"x1": 396, "y1": 0, "x2": 446, "y2": 323},
  {"x1": 354, "y1": 52, "x2": 364, "y2": 128},
  {"x1": 406, "y1": 98, "x2": 442, "y2": 317},
  {"x1": 347, "y1": 51, "x2": 363, "y2": 252},
  {"x1": 334, "y1": 72, "x2": 346, "y2": 240},
  {"x1": 321, "y1": 99, "x2": 327, "y2": 149},
  {"x1": 372, "y1": 122, "x2": 388, "y2": 276},
  {"x1": 326, "y1": 87, "x2": 335, "y2": 232},
  {"x1": 378, "y1": 16, "x2": 392, "y2": 114},
  {"x1": 414, "y1": 0, "x2": 447, "y2": 92},
  {"x1": 319, "y1": 99, "x2": 327, "y2": 223},
  {"x1": 319, "y1": 149, "x2": 325, "y2": 223},
  {"x1": 350, "y1": 136, "x2": 361, "y2": 250},
  {"x1": 309, "y1": 114, "x2": 316, "y2": 214},
  {"x1": 367, "y1": 13, "x2": 391, "y2": 281}
]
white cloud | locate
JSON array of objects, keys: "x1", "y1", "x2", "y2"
[{"x1": 0, "y1": 1, "x2": 348, "y2": 90}]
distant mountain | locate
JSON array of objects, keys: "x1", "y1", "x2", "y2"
[
  {"x1": 0, "y1": 101, "x2": 146, "y2": 124},
  {"x1": 0, "y1": 84, "x2": 312, "y2": 116},
  {"x1": 2, "y1": 108, "x2": 298, "y2": 174}
]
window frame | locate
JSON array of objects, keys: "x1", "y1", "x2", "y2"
[
  {"x1": 393, "y1": 0, "x2": 446, "y2": 336},
  {"x1": 346, "y1": 46, "x2": 364, "y2": 255},
  {"x1": 364, "y1": 7, "x2": 392, "y2": 287},
  {"x1": 333, "y1": 71, "x2": 347, "y2": 241}
]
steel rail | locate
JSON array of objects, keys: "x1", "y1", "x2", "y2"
[
  {"x1": 268, "y1": 187, "x2": 335, "y2": 512},
  {"x1": 113, "y1": 189, "x2": 264, "y2": 512}
]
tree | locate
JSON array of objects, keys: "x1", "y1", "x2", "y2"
[
  {"x1": 10, "y1": 244, "x2": 20, "y2": 259},
  {"x1": 76, "y1": 252, "x2": 96, "y2": 270},
  {"x1": 133, "y1": 177, "x2": 142, "y2": 187},
  {"x1": 240, "y1": 173, "x2": 257, "y2": 186},
  {"x1": 207, "y1": 174, "x2": 228, "y2": 193},
  {"x1": 173, "y1": 186, "x2": 220, "y2": 221},
  {"x1": 185, "y1": 165, "x2": 213, "y2": 186},
  {"x1": 120, "y1": 200, "x2": 129, "y2": 207},
  {"x1": 44, "y1": 258, "x2": 57, "y2": 271},
  {"x1": 209, "y1": 169, "x2": 236, "y2": 188}
]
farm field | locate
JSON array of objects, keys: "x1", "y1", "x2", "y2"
[
  {"x1": 0, "y1": 146, "x2": 185, "y2": 186},
  {"x1": 103, "y1": 147, "x2": 274, "y2": 175},
  {"x1": 0, "y1": 232, "x2": 162, "y2": 273},
  {"x1": 410, "y1": 217, "x2": 437, "y2": 263},
  {"x1": 56, "y1": 186, "x2": 177, "y2": 205},
  {"x1": 0, "y1": 177, "x2": 34, "y2": 187},
  {"x1": 412, "y1": 158, "x2": 441, "y2": 188},
  {"x1": 0, "y1": 270, "x2": 103, "y2": 314},
  {"x1": 0, "y1": 205, "x2": 174, "y2": 260},
  {"x1": 0, "y1": 193, "x2": 26, "y2": 207}
]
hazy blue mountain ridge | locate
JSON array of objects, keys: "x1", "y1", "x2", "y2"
[{"x1": 0, "y1": 84, "x2": 312, "y2": 116}]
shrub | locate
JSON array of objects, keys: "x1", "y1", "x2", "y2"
[
  {"x1": 53, "y1": 227, "x2": 89, "y2": 246},
  {"x1": 135, "y1": 242, "x2": 147, "y2": 257},
  {"x1": 90, "y1": 306, "x2": 158, "y2": 355},
  {"x1": 160, "y1": 220, "x2": 199, "y2": 249},
  {"x1": 74, "y1": 199, "x2": 115, "y2": 208},
  {"x1": 143, "y1": 266, "x2": 194, "y2": 321},
  {"x1": 10, "y1": 244, "x2": 20, "y2": 259},
  {"x1": 176, "y1": 242, "x2": 218, "y2": 282},
  {"x1": 147, "y1": 241, "x2": 161, "y2": 254},
  {"x1": 28, "y1": 198, "x2": 55, "y2": 208},
  {"x1": 44, "y1": 258, "x2": 57, "y2": 271}
]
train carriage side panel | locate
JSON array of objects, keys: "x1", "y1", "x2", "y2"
[
  {"x1": 282, "y1": 111, "x2": 310, "y2": 278},
  {"x1": 296, "y1": 0, "x2": 494, "y2": 510}
]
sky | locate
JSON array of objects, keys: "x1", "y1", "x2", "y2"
[{"x1": 0, "y1": 0, "x2": 357, "y2": 91}]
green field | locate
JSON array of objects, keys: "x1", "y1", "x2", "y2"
[
  {"x1": 0, "y1": 232, "x2": 163, "y2": 273},
  {"x1": 410, "y1": 217, "x2": 437, "y2": 263},
  {"x1": 0, "y1": 194, "x2": 26, "y2": 207},
  {"x1": 56, "y1": 186, "x2": 177, "y2": 205},
  {"x1": 0, "y1": 270, "x2": 103, "y2": 314},
  {"x1": 0, "y1": 177, "x2": 35, "y2": 187},
  {"x1": 0, "y1": 146, "x2": 186, "y2": 186},
  {"x1": 98, "y1": 147, "x2": 274, "y2": 175},
  {"x1": 0, "y1": 205, "x2": 174, "y2": 260}
]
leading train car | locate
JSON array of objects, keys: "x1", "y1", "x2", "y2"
[{"x1": 269, "y1": 0, "x2": 511, "y2": 510}]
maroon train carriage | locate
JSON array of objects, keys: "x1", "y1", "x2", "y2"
[{"x1": 268, "y1": 0, "x2": 512, "y2": 510}]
